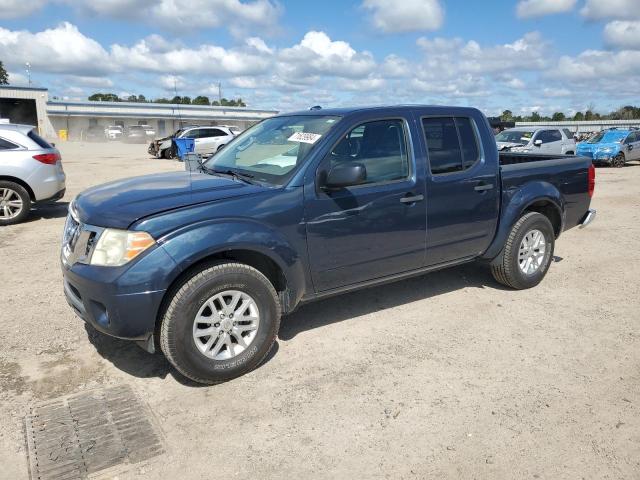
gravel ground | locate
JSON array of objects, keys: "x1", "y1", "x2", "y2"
[{"x1": 1, "y1": 141, "x2": 639, "y2": 479}]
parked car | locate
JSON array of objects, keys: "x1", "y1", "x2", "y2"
[
  {"x1": 148, "y1": 126, "x2": 237, "y2": 159},
  {"x1": 84, "y1": 126, "x2": 105, "y2": 142},
  {"x1": 576, "y1": 128, "x2": 640, "y2": 167},
  {"x1": 125, "y1": 125, "x2": 148, "y2": 143},
  {"x1": 61, "y1": 105, "x2": 595, "y2": 384},
  {"x1": 0, "y1": 124, "x2": 66, "y2": 225},
  {"x1": 495, "y1": 126, "x2": 576, "y2": 154},
  {"x1": 104, "y1": 125, "x2": 123, "y2": 140},
  {"x1": 141, "y1": 125, "x2": 156, "y2": 138}
]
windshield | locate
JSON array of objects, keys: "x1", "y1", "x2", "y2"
[
  {"x1": 586, "y1": 131, "x2": 627, "y2": 144},
  {"x1": 495, "y1": 130, "x2": 533, "y2": 144},
  {"x1": 204, "y1": 115, "x2": 340, "y2": 185}
]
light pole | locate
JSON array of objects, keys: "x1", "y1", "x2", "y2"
[{"x1": 25, "y1": 62, "x2": 31, "y2": 86}]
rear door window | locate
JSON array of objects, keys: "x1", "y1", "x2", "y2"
[
  {"x1": 422, "y1": 117, "x2": 480, "y2": 174},
  {"x1": 0, "y1": 137, "x2": 19, "y2": 150},
  {"x1": 563, "y1": 128, "x2": 573, "y2": 139}
]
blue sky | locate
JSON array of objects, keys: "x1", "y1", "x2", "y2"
[{"x1": 1, "y1": 0, "x2": 639, "y2": 116}]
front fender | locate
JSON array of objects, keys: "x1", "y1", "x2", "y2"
[
  {"x1": 158, "y1": 218, "x2": 308, "y2": 308},
  {"x1": 481, "y1": 180, "x2": 564, "y2": 261}
]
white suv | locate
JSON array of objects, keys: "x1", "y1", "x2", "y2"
[
  {"x1": 0, "y1": 124, "x2": 66, "y2": 225},
  {"x1": 496, "y1": 127, "x2": 576, "y2": 155},
  {"x1": 153, "y1": 126, "x2": 237, "y2": 159}
]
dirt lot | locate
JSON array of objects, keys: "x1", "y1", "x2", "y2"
[{"x1": 1, "y1": 141, "x2": 639, "y2": 479}]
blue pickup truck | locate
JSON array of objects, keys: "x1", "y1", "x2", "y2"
[{"x1": 61, "y1": 106, "x2": 596, "y2": 384}]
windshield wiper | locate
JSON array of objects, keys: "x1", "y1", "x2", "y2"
[{"x1": 205, "y1": 167, "x2": 257, "y2": 184}]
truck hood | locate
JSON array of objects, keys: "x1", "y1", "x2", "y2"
[
  {"x1": 73, "y1": 171, "x2": 264, "y2": 229},
  {"x1": 496, "y1": 141, "x2": 527, "y2": 150}
]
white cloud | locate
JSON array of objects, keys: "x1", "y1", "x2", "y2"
[
  {"x1": 362, "y1": 0, "x2": 444, "y2": 33},
  {"x1": 516, "y1": 0, "x2": 576, "y2": 18},
  {"x1": 0, "y1": 22, "x2": 112, "y2": 75},
  {"x1": 581, "y1": 0, "x2": 640, "y2": 20},
  {"x1": 0, "y1": 0, "x2": 47, "y2": 18},
  {"x1": 0, "y1": 0, "x2": 281, "y2": 35},
  {"x1": 603, "y1": 21, "x2": 640, "y2": 50},
  {"x1": 6, "y1": 71, "x2": 29, "y2": 86}
]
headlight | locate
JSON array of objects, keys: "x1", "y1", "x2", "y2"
[{"x1": 90, "y1": 229, "x2": 156, "y2": 266}]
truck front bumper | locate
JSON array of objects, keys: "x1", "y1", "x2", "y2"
[
  {"x1": 579, "y1": 209, "x2": 596, "y2": 228},
  {"x1": 61, "y1": 244, "x2": 178, "y2": 349}
]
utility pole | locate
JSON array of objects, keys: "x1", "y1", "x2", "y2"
[
  {"x1": 218, "y1": 82, "x2": 222, "y2": 104},
  {"x1": 25, "y1": 62, "x2": 31, "y2": 86}
]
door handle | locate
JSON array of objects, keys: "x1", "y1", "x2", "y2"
[
  {"x1": 474, "y1": 183, "x2": 494, "y2": 192},
  {"x1": 400, "y1": 194, "x2": 424, "y2": 204}
]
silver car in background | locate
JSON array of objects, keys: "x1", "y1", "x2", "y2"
[
  {"x1": 0, "y1": 123, "x2": 66, "y2": 225},
  {"x1": 496, "y1": 126, "x2": 576, "y2": 155}
]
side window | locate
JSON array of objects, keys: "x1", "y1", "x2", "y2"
[
  {"x1": 550, "y1": 130, "x2": 562, "y2": 142},
  {"x1": 422, "y1": 117, "x2": 479, "y2": 174},
  {"x1": 209, "y1": 128, "x2": 226, "y2": 137},
  {"x1": 328, "y1": 119, "x2": 409, "y2": 184},
  {"x1": 28, "y1": 130, "x2": 52, "y2": 149},
  {"x1": 185, "y1": 129, "x2": 200, "y2": 139},
  {"x1": 563, "y1": 128, "x2": 573, "y2": 139},
  {"x1": 0, "y1": 137, "x2": 19, "y2": 150},
  {"x1": 537, "y1": 130, "x2": 561, "y2": 143}
]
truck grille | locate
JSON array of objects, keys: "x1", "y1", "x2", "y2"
[{"x1": 61, "y1": 205, "x2": 102, "y2": 267}]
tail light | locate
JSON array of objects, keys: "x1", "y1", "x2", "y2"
[
  {"x1": 588, "y1": 163, "x2": 595, "y2": 198},
  {"x1": 33, "y1": 153, "x2": 61, "y2": 165}
]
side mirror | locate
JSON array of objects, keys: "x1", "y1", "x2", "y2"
[
  {"x1": 534, "y1": 139, "x2": 543, "y2": 147},
  {"x1": 324, "y1": 163, "x2": 367, "y2": 189}
]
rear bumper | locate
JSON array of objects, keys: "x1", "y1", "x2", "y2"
[
  {"x1": 36, "y1": 187, "x2": 66, "y2": 204},
  {"x1": 579, "y1": 209, "x2": 596, "y2": 228}
]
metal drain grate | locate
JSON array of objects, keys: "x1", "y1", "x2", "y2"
[{"x1": 25, "y1": 385, "x2": 164, "y2": 480}]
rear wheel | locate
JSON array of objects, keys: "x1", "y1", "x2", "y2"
[
  {"x1": 612, "y1": 153, "x2": 625, "y2": 168},
  {"x1": 0, "y1": 181, "x2": 31, "y2": 226},
  {"x1": 491, "y1": 212, "x2": 555, "y2": 290},
  {"x1": 160, "y1": 262, "x2": 281, "y2": 384},
  {"x1": 163, "y1": 147, "x2": 174, "y2": 159}
]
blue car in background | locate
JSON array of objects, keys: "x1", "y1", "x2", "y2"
[{"x1": 577, "y1": 128, "x2": 640, "y2": 167}]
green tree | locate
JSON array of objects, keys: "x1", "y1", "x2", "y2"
[
  {"x1": 154, "y1": 97, "x2": 171, "y2": 103},
  {"x1": 0, "y1": 60, "x2": 8, "y2": 85},
  {"x1": 573, "y1": 111, "x2": 584, "y2": 121},
  {"x1": 137, "y1": 94, "x2": 146, "y2": 103},
  {"x1": 551, "y1": 112, "x2": 566, "y2": 121},
  {"x1": 584, "y1": 110, "x2": 594, "y2": 120},
  {"x1": 192, "y1": 96, "x2": 210, "y2": 105},
  {"x1": 500, "y1": 109, "x2": 513, "y2": 122},
  {"x1": 127, "y1": 95, "x2": 138, "y2": 102},
  {"x1": 530, "y1": 111, "x2": 541, "y2": 122}
]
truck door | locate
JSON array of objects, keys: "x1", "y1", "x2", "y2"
[
  {"x1": 420, "y1": 116, "x2": 500, "y2": 266},
  {"x1": 305, "y1": 118, "x2": 427, "y2": 292}
]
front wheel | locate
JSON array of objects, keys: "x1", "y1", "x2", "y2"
[
  {"x1": 160, "y1": 262, "x2": 281, "y2": 384},
  {"x1": 491, "y1": 212, "x2": 555, "y2": 290},
  {"x1": 162, "y1": 147, "x2": 174, "y2": 159},
  {"x1": 612, "y1": 153, "x2": 625, "y2": 168}
]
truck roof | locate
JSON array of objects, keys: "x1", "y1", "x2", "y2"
[{"x1": 278, "y1": 104, "x2": 482, "y2": 117}]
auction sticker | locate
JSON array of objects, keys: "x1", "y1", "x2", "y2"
[{"x1": 288, "y1": 132, "x2": 322, "y2": 144}]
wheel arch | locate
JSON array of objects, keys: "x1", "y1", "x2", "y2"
[{"x1": 0, "y1": 175, "x2": 35, "y2": 201}]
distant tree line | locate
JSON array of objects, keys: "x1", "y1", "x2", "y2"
[
  {"x1": 87, "y1": 92, "x2": 246, "y2": 107},
  {"x1": 501, "y1": 105, "x2": 640, "y2": 122},
  {"x1": 0, "y1": 60, "x2": 9, "y2": 85}
]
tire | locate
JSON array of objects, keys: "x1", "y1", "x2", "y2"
[
  {"x1": 565, "y1": 151, "x2": 574, "y2": 155},
  {"x1": 612, "y1": 153, "x2": 625, "y2": 168},
  {"x1": 162, "y1": 147, "x2": 174, "y2": 159},
  {"x1": 0, "y1": 181, "x2": 31, "y2": 226},
  {"x1": 491, "y1": 212, "x2": 555, "y2": 290},
  {"x1": 160, "y1": 262, "x2": 281, "y2": 384}
]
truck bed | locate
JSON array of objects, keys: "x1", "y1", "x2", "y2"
[
  {"x1": 499, "y1": 152, "x2": 580, "y2": 165},
  {"x1": 499, "y1": 152, "x2": 592, "y2": 231}
]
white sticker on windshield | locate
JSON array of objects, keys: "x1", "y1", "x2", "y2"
[{"x1": 288, "y1": 132, "x2": 322, "y2": 144}]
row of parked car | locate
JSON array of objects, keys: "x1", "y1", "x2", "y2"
[
  {"x1": 496, "y1": 126, "x2": 640, "y2": 168},
  {"x1": 84, "y1": 124, "x2": 156, "y2": 143}
]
